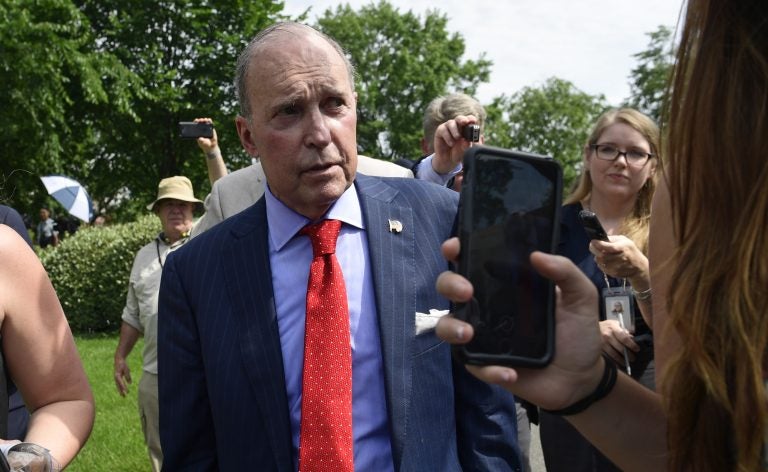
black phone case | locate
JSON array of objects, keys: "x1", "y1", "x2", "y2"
[
  {"x1": 178, "y1": 122, "x2": 214, "y2": 139},
  {"x1": 453, "y1": 145, "x2": 561, "y2": 368},
  {"x1": 577, "y1": 210, "x2": 610, "y2": 241}
]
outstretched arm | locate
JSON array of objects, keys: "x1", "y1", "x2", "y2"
[
  {"x1": 194, "y1": 117, "x2": 228, "y2": 185},
  {"x1": 0, "y1": 226, "x2": 94, "y2": 467},
  {"x1": 435, "y1": 237, "x2": 668, "y2": 471}
]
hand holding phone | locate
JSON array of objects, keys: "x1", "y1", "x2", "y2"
[
  {"x1": 454, "y1": 146, "x2": 562, "y2": 368},
  {"x1": 178, "y1": 121, "x2": 214, "y2": 139}
]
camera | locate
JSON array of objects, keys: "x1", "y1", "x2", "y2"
[{"x1": 461, "y1": 124, "x2": 481, "y2": 142}]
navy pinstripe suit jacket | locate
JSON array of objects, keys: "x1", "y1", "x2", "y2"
[{"x1": 158, "y1": 174, "x2": 521, "y2": 471}]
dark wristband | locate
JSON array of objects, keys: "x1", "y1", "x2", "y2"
[{"x1": 542, "y1": 353, "x2": 618, "y2": 416}]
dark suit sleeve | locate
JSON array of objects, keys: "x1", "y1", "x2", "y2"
[
  {"x1": 453, "y1": 360, "x2": 522, "y2": 471},
  {"x1": 158, "y1": 252, "x2": 217, "y2": 470}
]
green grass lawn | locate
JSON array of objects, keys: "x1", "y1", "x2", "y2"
[{"x1": 69, "y1": 334, "x2": 152, "y2": 471}]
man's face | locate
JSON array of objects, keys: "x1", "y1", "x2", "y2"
[
  {"x1": 155, "y1": 199, "x2": 194, "y2": 239},
  {"x1": 39, "y1": 209, "x2": 49, "y2": 221},
  {"x1": 235, "y1": 32, "x2": 358, "y2": 220}
]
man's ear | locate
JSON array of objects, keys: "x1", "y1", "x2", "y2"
[
  {"x1": 420, "y1": 137, "x2": 430, "y2": 156},
  {"x1": 235, "y1": 116, "x2": 259, "y2": 157}
]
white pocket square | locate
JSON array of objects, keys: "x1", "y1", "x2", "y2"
[{"x1": 415, "y1": 309, "x2": 450, "y2": 335}]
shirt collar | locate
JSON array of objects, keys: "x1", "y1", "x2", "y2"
[
  {"x1": 266, "y1": 182, "x2": 364, "y2": 252},
  {"x1": 156, "y1": 231, "x2": 190, "y2": 249}
]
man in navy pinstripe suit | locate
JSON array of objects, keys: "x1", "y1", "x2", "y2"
[{"x1": 158, "y1": 21, "x2": 521, "y2": 471}]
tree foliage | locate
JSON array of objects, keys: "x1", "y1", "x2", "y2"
[
  {"x1": 2, "y1": 0, "x2": 668, "y2": 220},
  {"x1": 1, "y1": 0, "x2": 283, "y2": 221},
  {"x1": 38, "y1": 214, "x2": 159, "y2": 333},
  {"x1": 0, "y1": 0, "x2": 141, "y2": 215},
  {"x1": 316, "y1": 1, "x2": 492, "y2": 160},
  {"x1": 485, "y1": 77, "x2": 607, "y2": 191},
  {"x1": 624, "y1": 25, "x2": 675, "y2": 123},
  {"x1": 74, "y1": 0, "x2": 283, "y2": 219}
]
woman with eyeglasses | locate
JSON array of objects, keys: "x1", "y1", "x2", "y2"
[{"x1": 539, "y1": 107, "x2": 660, "y2": 472}]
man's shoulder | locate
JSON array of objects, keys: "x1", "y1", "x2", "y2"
[
  {"x1": 182, "y1": 203, "x2": 263, "y2": 255},
  {"x1": 357, "y1": 155, "x2": 414, "y2": 178},
  {"x1": 135, "y1": 237, "x2": 159, "y2": 257},
  {"x1": 358, "y1": 173, "x2": 457, "y2": 200},
  {"x1": 355, "y1": 175, "x2": 458, "y2": 227},
  {"x1": 214, "y1": 163, "x2": 264, "y2": 190}
]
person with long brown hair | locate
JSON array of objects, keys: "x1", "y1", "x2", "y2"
[
  {"x1": 653, "y1": 0, "x2": 768, "y2": 469},
  {"x1": 434, "y1": 0, "x2": 768, "y2": 470}
]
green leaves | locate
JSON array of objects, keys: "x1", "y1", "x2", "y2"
[
  {"x1": 485, "y1": 78, "x2": 608, "y2": 191},
  {"x1": 317, "y1": 1, "x2": 492, "y2": 160},
  {"x1": 38, "y1": 214, "x2": 160, "y2": 333},
  {"x1": 625, "y1": 25, "x2": 676, "y2": 123},
  {"x1": 1, "y1": 0, "x2": 281, "y2": 220},
  {"x1": 1, "y1": 0, "x2": 674, "y2": 220}
]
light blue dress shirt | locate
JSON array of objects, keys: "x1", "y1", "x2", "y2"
[
  {"x1": 266, "y1": 183, "x2": 394, "y2": 472},
  {"x1": 415, "y1": 153, "x2": 462, "y2": 186}
]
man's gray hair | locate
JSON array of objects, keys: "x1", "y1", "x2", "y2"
[
  {"x1": 422, "y1": 93, "x2": 487, "y2": 153},
  {"x1": 234, "y1": 22, "x2": 357, "y2": 118}
]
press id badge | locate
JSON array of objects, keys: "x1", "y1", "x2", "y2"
[{"x1": 602, "y1": 286, "x2": 635, "y2": 333}]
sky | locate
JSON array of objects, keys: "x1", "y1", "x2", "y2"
[{"x1": 282, "y1": 0, "x2": 685, "y2": 106}]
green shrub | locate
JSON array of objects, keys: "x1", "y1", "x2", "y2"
[{"x1": 38, "y1": 215, "x2": 160, "y2": 333}]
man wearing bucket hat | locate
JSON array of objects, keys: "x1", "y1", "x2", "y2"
[{"x1": 113, "y1": 176, "x2": 203, "y2": 472}]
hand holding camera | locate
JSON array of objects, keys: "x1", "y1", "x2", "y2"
[
  {"x1": 432, "y1": 115, "x2": 482, "y2": 175},
  {"x1": 461, "y1": 124, "x2": 480, "y2": 143}
]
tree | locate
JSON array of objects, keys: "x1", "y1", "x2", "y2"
[
  {"x1": 73, "y1": 0, "x2": 284, "y2": 219},
  {"x1": 485, "y1": 77, "x2": 607, "y2": 190},
  {"x1": 0, "y1": 0, "x2": 140, "y2": 215},
  {"x1": 624, "y1": 25, "x2": 675, "y2": 123},
  {"x1": 316, "y1": 1, "x2": 492, "y2": 160},
  {"x1": 0, "y1": 0, "x2": 285, "y2": 221}
]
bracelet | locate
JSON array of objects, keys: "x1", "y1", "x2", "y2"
[
  {"x1": 542, "y1": 353, "x2": 618, "y2": 416},
  {"x1": 632, "y1": 286, "x2": 652, "y2": 301}
]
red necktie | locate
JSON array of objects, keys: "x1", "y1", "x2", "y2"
[{"x1": 298, "y1": 219, "x2": 354, "y2": 472}]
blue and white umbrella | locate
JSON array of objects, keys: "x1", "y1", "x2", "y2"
[{"x1": 40, "y1": 175, "x2": 94, "y2": 223}]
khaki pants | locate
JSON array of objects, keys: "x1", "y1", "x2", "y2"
[{"x1": 139, "y1": 372, "x2": 162, "y2": 472}]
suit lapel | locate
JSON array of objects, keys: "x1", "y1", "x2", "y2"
[
  {"x1": 356, "y1": 175, "x2": 415, "y2": 463},
  {"x1": 221, "y1": 199, "x2": 293, "y2": 468}
]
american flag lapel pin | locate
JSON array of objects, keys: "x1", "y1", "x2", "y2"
[{"x1": 388, "y1": 219, "x2": 403, "y2": 233}]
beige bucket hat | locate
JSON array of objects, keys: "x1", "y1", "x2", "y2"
[{"x1": 146, "y1": 176, "x2": 204, "y2": 212}]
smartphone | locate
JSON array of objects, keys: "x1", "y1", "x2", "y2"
[
  {"x1": 454, "y1": 146, "x2": 562, "y2": 367},
  {"x1": 577, "y1": 210, "x2": 609, "y2": 241},
  {"x1": 178, "y1": 121, "x2": 214, "y2": 139}
]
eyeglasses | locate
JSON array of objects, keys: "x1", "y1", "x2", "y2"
[{"x1": 590, "y1": 144, "x2": 654, "y2": 166}]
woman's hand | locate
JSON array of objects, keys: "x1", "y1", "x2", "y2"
[
  {"x1": 590, "y1": 235, "x2": 649, "y2": 283},
  {"x1": 599, "y1": 320, "x2": 639, "y2": 366},
  {"x1": 435, "y1": 237, "x2": 606, "y2": 410}
]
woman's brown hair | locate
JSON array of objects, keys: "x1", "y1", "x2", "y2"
[{"x1": 664, "y1": 0, "x2": 768, "y2": 470}]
